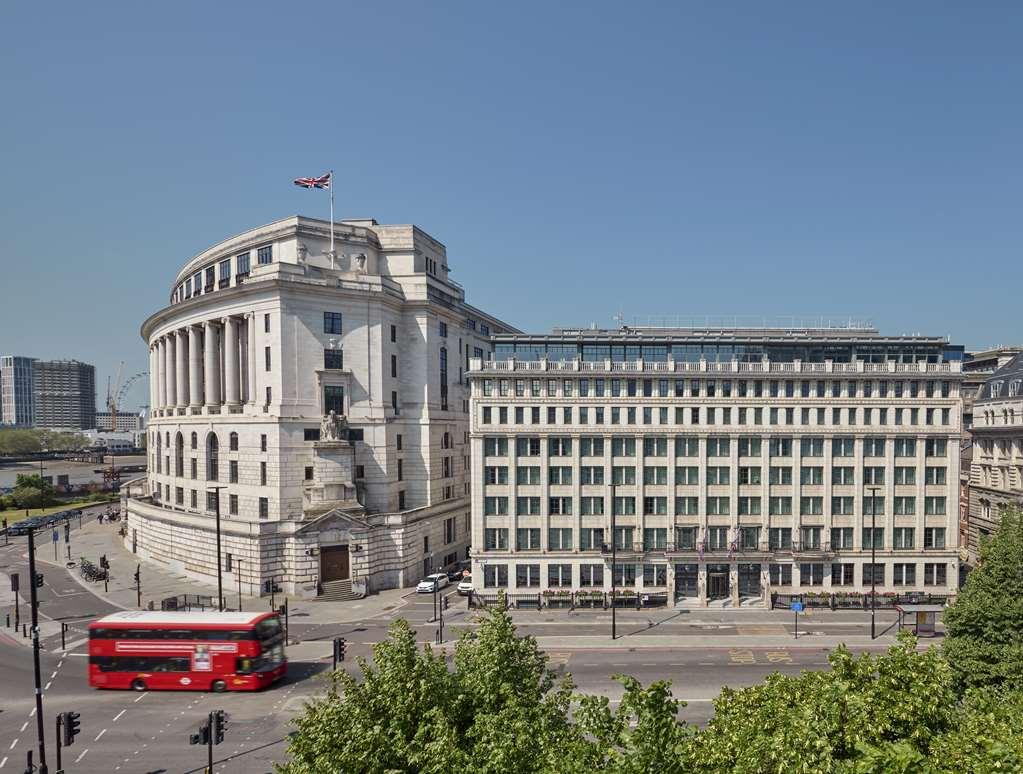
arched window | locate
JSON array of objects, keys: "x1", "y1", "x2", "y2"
[
  {"x1": 443, "y1": 432, "x2": 450, "y2": 449},
  {"x1": 190, "y1": 432, "x2": 198, "y2": 450},
  {"x1": 229, "y1": 432, "x2": 238, "y2": 451},
  {"x1": 174, "y1": 432, "x2": 184, "y2": 477},
  {"x1": 206, "y1": 433, "x2": 219, "y2": 481}
]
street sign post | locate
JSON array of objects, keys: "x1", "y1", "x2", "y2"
[{"x1": 790, "y1": 601, "x2": 804, "y2": 639}]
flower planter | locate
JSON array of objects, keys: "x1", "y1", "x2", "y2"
[{"x1": 834, "y1": 595, "x2": 863, "y2": 609}]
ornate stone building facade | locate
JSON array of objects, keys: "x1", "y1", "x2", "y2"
[
  {"x1": 964, "y1": 353, "x2": 1023, "y2": 564},
  {"x1": 125, "y1": 216, "x2": 514, "y2": 598},
  {"x1": 469, "y1": 327, "x2": 963, "y2": 606}
]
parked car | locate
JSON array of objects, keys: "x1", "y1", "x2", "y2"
[
  {"x1": 416, "y1": 573, "x2": 450, "y2": 593},
  {"x1": 457, "y1": 575, "x2": 473, "y2": 596}
]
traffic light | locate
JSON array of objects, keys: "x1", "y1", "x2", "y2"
[
  {"x1": 189, "y1": 717, "x2": 211, "y2": 745},
  {"x1": 333, "y1": 637, "x2": 347, "y2": 663},
  {"x1": 10, "y1": 573, "x2": 18, "y2": 592},
  {"x1": 34, "y1": 573, "x2": 44, "y2": 588},
  {"x1": 134, "y1": 566, "x2": 141, "y2": 585},
  {"x1": 212, "y1": 709, "x2": 227, "y2": 745},
  {"x1": 99, "y1": 555, "x2": 110, "y2": 570},
  {"x1": 443, "y1": 596, "x2": 449, "y2": 610},
  {"x1": 61, "y1": 711, "x2": 81, "y2": 747}
]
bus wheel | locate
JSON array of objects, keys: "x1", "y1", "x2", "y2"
[
  {"x1": 211, "y1": 680, "x2": 227, "y2": 693},
  {"x1": 131, "y1": 679, "x2": 147, "y2": 692}
]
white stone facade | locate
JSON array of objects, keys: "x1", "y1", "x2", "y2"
[
  {"x1": 469, "y1": 331, "x2": 963, "y2": 606},
  {"x1": 127, "y1": 216, "x2": 513, "y2": 598}
]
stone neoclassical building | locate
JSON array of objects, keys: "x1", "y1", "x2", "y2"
[
  {"x1": 963, "y1": 353, "x2": 1023, "y2": 564},
  {"x1": 125, "y1": 215, "x2": 514, "y2": 598},
  {"x1": 469, "y1": 326, "x2": 964, "y2": 606}
]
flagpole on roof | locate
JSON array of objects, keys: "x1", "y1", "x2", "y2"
[{"x1": 329, "y1": 169, "x2": 336, "y2": 270}]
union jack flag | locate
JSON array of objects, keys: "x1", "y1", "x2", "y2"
[{"x1": 293, "y1": 172, "x2": 331, "y2": 189}]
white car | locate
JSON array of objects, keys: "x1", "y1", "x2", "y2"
[
  {"x1": 416, "y1": 573, "x2": 449, "y2": 593},
  {"x1": 457, "y1": 575, "x2": 473, "y2": 596}
]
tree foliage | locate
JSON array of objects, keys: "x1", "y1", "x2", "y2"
[
  {"x1": 281, "y1": 604, "x2": 1023, "y2": 773},
  {"x1": 943, "y1": 507, "x2": 1023, "y2": 693}
]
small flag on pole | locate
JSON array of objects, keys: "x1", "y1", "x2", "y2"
[{"x1": 293, "y1": 172, "x2": 332, "y2": 189}]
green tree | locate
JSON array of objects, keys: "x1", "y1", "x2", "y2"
[
  {"x1": 11, "y1": 473, "x2": 56, "y2": 509},
  {"x1": 943, "y1": 507, "x2": 1023, "y2": 693},
  {"x1": 279, "y1": 606, "x2": 579, "y2": 774},
  {"x1": 0, "y1": 428, "x2": 42, "y2": 455}
]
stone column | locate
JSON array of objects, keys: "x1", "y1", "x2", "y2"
[
  {"x1": 175, "y1": 329, "x2": 188, "y2": 407},
  {"x1": 156, "y1": 338, "x2": 167, "y2": 409},
  {"x1": 224, "y1": 316, "x2": 241, "y2": 406},
  {"x1": 247, "y1": 312, "x2": 257, "y2": 405},
  {"x1": 188, "y1": 325, "x2": 203, "y2": 408},
  {"x1": 165, "y1": 333, "x2": 177, "y2": 408},
  {"x1": 204, "y1": 320, "x2": 221, "y2": 407}
]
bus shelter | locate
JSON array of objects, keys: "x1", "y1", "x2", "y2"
[{"x1": 894, "y1": 604, "x2": 944, "y2": 638}]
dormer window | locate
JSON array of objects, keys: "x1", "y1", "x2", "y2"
[
  {"x1": 990, "y1": 380, "x2": 1004, "y2": 398},
  {"x1": 1010, "y1": 379, "x2": 1021, "y2": 398}
]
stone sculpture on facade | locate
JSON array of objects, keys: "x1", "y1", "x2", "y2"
[{"x1": 320, "y1": 409, "x2": 346, "y2": 441}]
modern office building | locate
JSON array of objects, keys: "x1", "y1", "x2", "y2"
[
  {"x1": 125, "y1": 215, "x2": 514, "y2": 598},
  {"x1": 469, "y1": 325, "x2": 963, "y2": 606},
  {"x1": 95, "y1": 410, "x2": 145, "y2": 433},
  {"x1": 31, "y1": 359, "x2": 97, "y2": 430},
  {"x1": 962, "y1": 353, "x2": 1023, "y2": 564},
  {"x1": 1, "y1": 355, "x2": 36, "y2": 426}
]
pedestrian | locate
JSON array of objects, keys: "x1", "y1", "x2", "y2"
[{"x1": 97, "y1": 512, "x2": 103, "y2": 525}]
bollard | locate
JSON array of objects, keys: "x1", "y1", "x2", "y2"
[
  {"x1": 23, "y1": 623, "x2": 28, "y2": 638},
  {"x1": 5, "y1": 613, "x2": 8, "y2": 628}
]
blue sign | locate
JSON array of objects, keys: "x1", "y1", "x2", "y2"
[
  {"x1": 52, "y1": 530, "x2": 59, "y2": 543},
  {"x1": 790, "y1": 601, "x2": 804, "y2": 613}
]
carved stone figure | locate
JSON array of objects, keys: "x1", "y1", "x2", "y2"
[
  {"x1": 320, "y1": 409, "x2": 346, "y2": 441},
  {"x1": 352, "y1": 252, "x2": 367, "y2": 273}
]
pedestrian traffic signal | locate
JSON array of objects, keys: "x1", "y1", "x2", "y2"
[
  {"x1": 189, "y1": 717, "x2": 211, "y2": 745},
  {"x1": 61, "y1": 711, "x2": 81, "y2": 746},
  {"x1": 212, "y1": 709, "x2": 227, "y2": 745},
  {"x1": 34, "y1": 573, "x2": 44, "y2": 588}
]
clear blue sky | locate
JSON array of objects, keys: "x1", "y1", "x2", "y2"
[{"x1": 2, "y1": 2, "x2": 1021, "y2": 412}]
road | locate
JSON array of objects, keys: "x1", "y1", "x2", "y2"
[{"x1": 0, "y1": 526, "x2": 906, "y2": 772}]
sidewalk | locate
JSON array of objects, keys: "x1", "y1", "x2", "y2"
[{"x1": 38, "y1": 516, "x2": 412, "y2": 623}]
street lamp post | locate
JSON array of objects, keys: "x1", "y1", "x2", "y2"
[
  {"x1": 610, "y1": 481, "x2": 616, "y2": 641},
  {"x1": 207, "y1": 487, "x2": 226, "y2": 612},
  {"x1": 868, "y1": 486, "x2": 880, "y2": 639},
  {"x1": 27, "y1": 528, "x2": 49, "y2": 774}
]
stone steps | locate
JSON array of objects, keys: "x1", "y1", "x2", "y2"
[{"x1": 319, "y1": 578, "x2": 359, "y2": 601}]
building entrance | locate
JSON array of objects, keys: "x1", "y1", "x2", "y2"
[
  {"x1": 674, "y1": 563, "x2": 698, "y2": 599},
  {"x1": 320, "y1": 545, "x2": 350, "y2": 582},
  {"x1": 707, "y1": 564, "x2": 730, "y2": 600},
  {"x1": 738, "y1": 563, "x2": 761, "y2": 597}
]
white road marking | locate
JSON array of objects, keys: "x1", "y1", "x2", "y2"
[
  {"x1": 74, "y1": 748, "x2": 89, "y2": 763},
  {"x1": 0, "y1": 755, "x2": 7, "y2": 768},
  {"x1": 7, "y1": 740, "x2": 16, "y2": 751},
  {"x1": 50, "y1": 671, "x2": 57, "y2": 679},
  {"x1": 29, "y1": 708, "x2": 35, "y2": 717},
  {"x1": 94, "y1": 728, "x2": 106, "y2": 742},
  {"x1": 133, "y1": 692, "x2": 148, "y2": 703},
  {"x1": 112, "y1": 710, "x2": 125, "y2": 722},
  {"x1": 44, "y1": 681, "x2": 51, "y2": 691},
  {"x1": 19, "y1": 723, "x2": 27, "y2": 733}
]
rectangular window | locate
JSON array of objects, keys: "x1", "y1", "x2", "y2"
[
  {"x1": 893, "y1": 527, "x2": 915, "y2": 549},
  {"x1": 323, "y1": 312, "x2": 342, "y2": 335},
  {"x1": 893, "y1": 563, "x2": 916, "y2": 586},
  {"x1": 483, "y1": 564, "x2": 508, "y2": 587},
  {"x1": 260, "y1": 461, "x2": 267, "y2": 486},
  {"x1": 831, "y1": 563, "x2": 854, "y2": 585},
  {"x1": 831, "y1": 527, "x2": 853, "y2": 549},
  {"x1": 257, "y1": 244, "x2": 273, "y2": 265},
  {"x1": 924, "y1": 563, "x2": 947, "y2": 586},
  {"x1": 924, "y1": 527, "x2": 946, "y2": 549},
  {"x1": 324, "y1": 349, "x2": 343, "y2": 369},
  {"x1": 800, "y1": 563, "x2": 825, "y2": 586},
  {"x1": 236, "y1": 252, "x2": 250, "y2": 276},
  {"x1": 218, "y1": 259, "x2": 231, "y2": 287},
  {"x1": 484, "y1": 529, "x2": 508, "y2": 551},
  {"x1": 862, "y1": 528, "x2": 884, "y2": 549},
  {"x1": 229, "y1": 494, "x2": 238, "y2": 515},
  {"x1": 258, "y1": 497, "x2": 269, "y2": 519},
  {"x1": 324, "y1": 385, "x2": 344, "y2": 415},
  {"x1": 515, "y1": 528, "x2": 541, "y2": 551},
  {"x1": 229, "y1": 460, "x2": 238, "y2": 483},
  {"x1": 924, "y1": 496, "x2": 947, "y2": 515},
  {"x1": 770, "y1": 564, "x2": 793, "y2": 586},
  {"x1": 548, "y1": 528, "x2": 573, "y2": 551}
]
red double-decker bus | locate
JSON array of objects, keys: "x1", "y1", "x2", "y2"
[{"x1": 88, "y1": 611, "x2": 287, "y2": 692}]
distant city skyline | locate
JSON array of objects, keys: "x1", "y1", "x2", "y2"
[{"x1": 3, "y1": 3, "x2": 1021, "y2": 410}]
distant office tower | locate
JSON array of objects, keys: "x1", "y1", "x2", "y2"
[
  {"x1": 470, "y1": 325, "x2": 965, "y2": 605},
  {"x1": 1, "y1": 355, "x2": 36, "y2": 426},
  {"x1": 32, "y1": 359, "x2": 96, "y2": 429}
]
